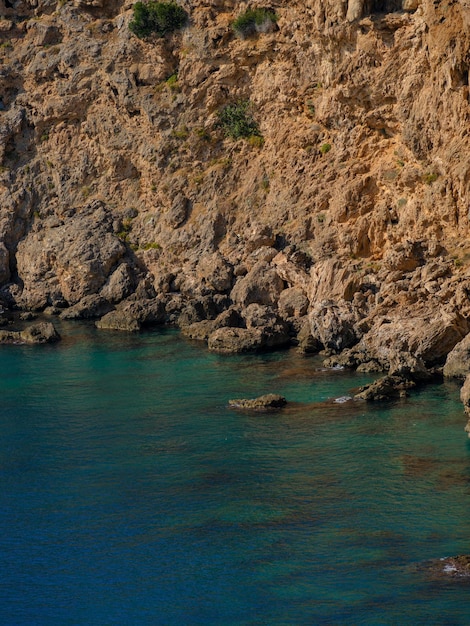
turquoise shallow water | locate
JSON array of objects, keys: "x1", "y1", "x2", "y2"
[{"x1": 1, "y1": 322, "x2": 470, "y2": 625}]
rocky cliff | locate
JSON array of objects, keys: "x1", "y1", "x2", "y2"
[{"x1": 2, "y1": 0, "x2": 470, "y2": 408}]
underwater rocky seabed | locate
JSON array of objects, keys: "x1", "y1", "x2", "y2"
[{"x1": 1, "y1": 321, "x2": 470, "y2": 625}]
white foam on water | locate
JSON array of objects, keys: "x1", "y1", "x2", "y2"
[{"x1": 335, "y1": 395, "x2": 353, "y2": 403}]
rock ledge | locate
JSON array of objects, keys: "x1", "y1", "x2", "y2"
[{"x1": 228, "y1": 394, "x2": 287, "y2": 411}]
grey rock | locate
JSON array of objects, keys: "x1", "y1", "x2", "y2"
[
  {"x1": 444, "y1": 333, "x2": 470, "y2": 379},
  {"x1": 231, "y1": 261, "x2": 284, "y2": 308},
  {"x1": 181, "y1": 319, "x2": 217, "y2": 342},
  {"x1": 228, "y1": 394, "x2": 287, "y2": 410},
  {"x1": 181, "y1": 307, "x2": 242, "y2": 342},
  {"x1": 243, "y1": 303, "x2": 278, "y2": 329},
  {"x1": 0, "y1": 321, "x2": 60, "y2": 344},
  {"x1": 278, "y1": 287, "x2": 309, "y2": 319},
  {"x1": 296, "y1": 317, "x2": 321, "y2": 354},
  {"x1": 388, "y1": 352, "x2": 430, "y2": 381},
  {"x1": 16, "y1": 201, "x2": 126, "y2": 309},
  {"x1": 208, "y1": 327, "x2": 264, "y2": 354},
  {"x1": 355, "y1": 375, "x2": 415, "y2": 401},
  {"x1": 100, "y1": 263, "x2": 135, "y2": 303},
  {"x1": 422, "y1": 555, "x2": 470, "y2": 579},
  {"x1": 19, "y1": 322, "x2": 60, "y2": 343},
  {"x1": 309, "y1": 300, "x2": 359, "y2": 353},
  {"x1": 96, "y1": 309, "x2": 140, "y2": 332},
  {"x1": 166, "y1": 194, "x2": 189, "y2": 229},
  {"x1": 196, "y1": 252, "x2": 233, "y2": 293},
  {"x1": 60, "y1": 295, "x2": 114, "y2": 320}
]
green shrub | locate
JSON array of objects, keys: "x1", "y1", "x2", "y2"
[
  {"x1": 141, "y1": 242, "x2": 161, "y2": 250},
  {"x1": 165, "y1": 73, "x2": 179, "y2": 90},
  {"x1": 129, "y1": 1, "x2": 187, "y2": 39},
  {"x1": 320, "y1": 142, "x2": 331, "y2": 155},
  {"x1": 248, "y1": 134, "x2": 265, "y2": 148},
  {"x1": 423, "y1": 171, "x2": 438, "y2": 185},
  {"x1": 232, "y1": 8, "x2": 277, "y2": 38},
  {"x1": 217, "y1": 100, "x2": 262, "y2": 140}
]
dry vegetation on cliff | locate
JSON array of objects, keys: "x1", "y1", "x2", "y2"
[{"x1": 2, "y1": 0, "x2": 470, "y2": 412}]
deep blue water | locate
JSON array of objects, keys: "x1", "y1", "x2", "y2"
[{"x1": 1, "y1": 322, "x2": 470, "y2": 625}]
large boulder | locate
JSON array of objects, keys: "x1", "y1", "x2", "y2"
[
  {"x1": 0, "y1": 321, "x2": 60, "y2": 344},
  {"x1": 181, "y1": 308, "x2": 242, "y2": 342},
  {"x1": 444, "y1": 333, "x2": 470, "y2": 379},
  {"x1": 60, "y1": 295, "x2": 114, "y2": 320},
  {"x1": 196, "y1": 252, "x2": 233, "y2": 293},
  {"x1": 16, "y1": 201, "x2": 126, "y2": 309},
  {"x1": 349, "y1": 310, "x2": 469, "y2": 370},
  {"x1": 309, "y1": 300, "x2": 359, "y2": 353},
  {"x1": 355, "y1": 375, "x2": 415, "y2": 401},
  {"x1": 207, "y1": 317, "x2": 290, "y2": 353},
  {"x1": 95, "y1": 296, "x2": 166, "y2": 331},
  {"x1": 278, "y1": 287, "x2": 309, "y2": 320},
  {"x1": 99, "y1": 263, "x2": 136, "y2": 303},
  {"x1": 296, "y1": 317, "x2": 322, "y2": 353},
  {"x1": 208, "y1": 327, "x2": 263, "y2": 354},
  {"x1": 231, "y1": 261, "x2": 285, "y2": 308},
  {"x1": 96, "y1": 310, "x2": 140, "y2": 332},
  {"x1": 243, "y1": 304, "x2": 291, "y2": 349}
]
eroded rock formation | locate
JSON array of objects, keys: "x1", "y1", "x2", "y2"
[{"x1": 2, "y1": 0, "x2": 470, "y2": 412}]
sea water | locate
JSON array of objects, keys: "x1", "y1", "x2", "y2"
[{"x1": 1, "y1": 322, "x2": 470, "y2": 625}]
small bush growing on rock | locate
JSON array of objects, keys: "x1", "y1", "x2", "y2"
[
  {"x1": 232, "y1": 8, "x2": 277, "y2": 38},
  {"x1": 129, "y1": 1, "x2": 187, "y2": 39},
  {"x1": 217, "y1": 100, "x2": 262, "y2": 140},
  {"x1": 320, "y1": 142, "x2": 331, "y2": 154},
  {"x1": 141, "y1": 242, "x2": 161, "y2": 250},
  {"x1": 423, "y1": 171, "x2": 438, "y2": 185},
  {"x1": 248, "y1": 134, "x2": 265, "y2": 148}
]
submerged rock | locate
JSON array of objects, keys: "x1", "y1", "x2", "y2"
[
  {"x1": 355, "y1": 375, "x2": 415, "y2": 401},
  {"x1": 422, "y1": 555, "x2": 470, "y2": 579},
  {"x1": 0, "y1": 321, "x2": 60, "y2": 344},
  {"x1": 228, "y1": 394, "x2": 287, "y2": 411}
]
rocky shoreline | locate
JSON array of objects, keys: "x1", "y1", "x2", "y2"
[
  {"x1": 4, "y1": 266, "x2": 470, "y2": 430},
  {"x1": 1, "y1": 0, "x2": 470, "y2": 425}
]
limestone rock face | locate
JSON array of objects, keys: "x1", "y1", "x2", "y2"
[
  {"x1": 309, "y1": 300, "x2": 359, "y2": 353},
  {"x1": 348, "y1": 309, "x2": 470, "y2": 370},
  {"x1": 278, "y1": 287, "x2": 309, "y2": 320},
  {"x1": 15, "y1": 202, "x2": 126, "y2": 309},
  {"x1": 231, "y1": 262, "x2": 285, "y2": 308},
  {"x1": 443, "y1": 334, "x2": 470, "y2": 379},
  {"x1": 0, "y1": 0, "x2": 470, "y2": 411},
  {"x1": 460, "y1": 374, "x2": 470, "y2": 415}
]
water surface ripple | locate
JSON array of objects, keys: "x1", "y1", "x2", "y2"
[{"x1": 1, "y1": 323, "x2": 470, "y2": 625}]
